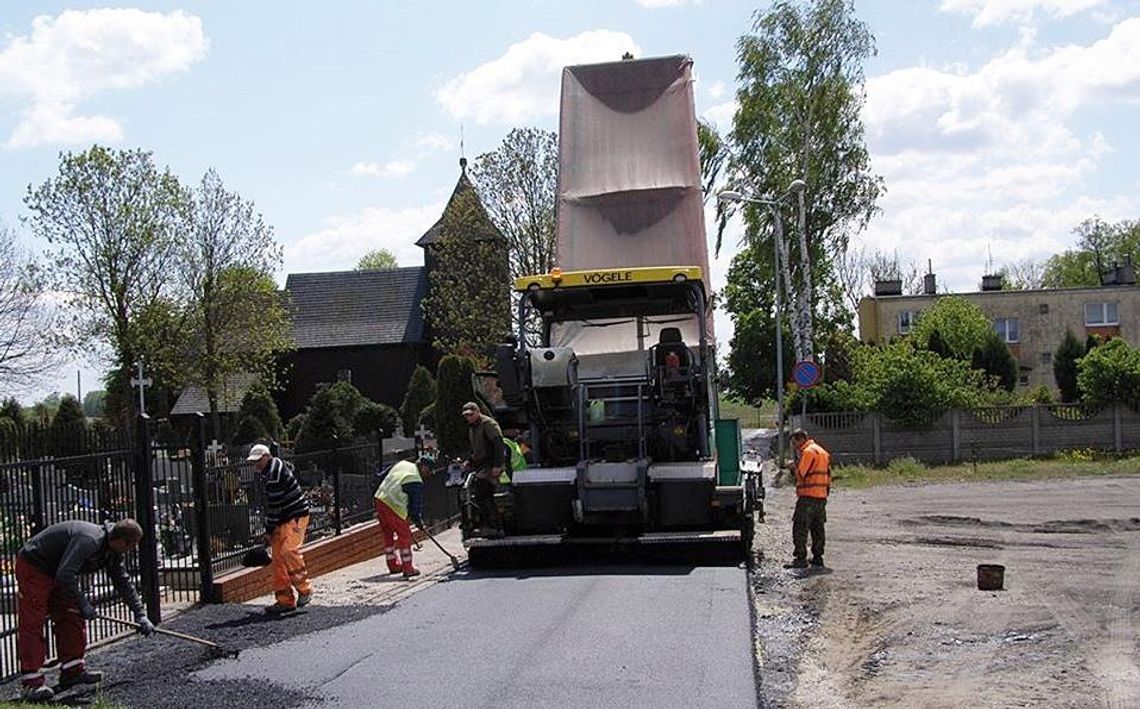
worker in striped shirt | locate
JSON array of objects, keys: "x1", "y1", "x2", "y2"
[{"x1": 247, "y1": 444, "x2": 312, "y2": 614}]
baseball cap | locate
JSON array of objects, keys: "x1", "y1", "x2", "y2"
[
  {"x1": 246, "y1": 443, "x2": 271, "y2": 461},
  {"x1": 461, "y1": 401, "x2": 480, "y2": 415}
]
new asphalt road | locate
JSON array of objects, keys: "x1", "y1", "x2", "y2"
[{"x1": 196, "y1": 564, "x2": 758, "y2": 708}]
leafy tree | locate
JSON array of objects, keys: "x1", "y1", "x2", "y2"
[
  {"x1": 924, "y1": 328, "x2": 953, "y2": 360},
  {"x1": 725, "y1": 308, "x2": 793, "y2": 403},
  {"x1": 28, "y1": 392, "x2": 61, "y2": 425},
  {"x1": 24, "y1": 146, "x2": 185, "y2": 424},
  {"x1": 418, "y1": 402, "x2": 436, "y2": 432},
  {"x1": 233, "y1": 387, "x2": 283, "y2": 443},
  {"x1": 1077, "y1": 337, "x2": 1140, "y2": 405},
  {"x1": 51, "y1": 394, "x2": 85, "y2": 427},
  {"x1": 353, "y1": 400, "x2": 399, "y2": 438},
  {"x1": 724, "y1": 0, "x2": 882, "y2": 366},
  {"x1": 1053, "y1": 330, "x2": 1085, "y2": 403},
  {"x1": 356, "y1": 249, "x2": 398, "y2": 270},
  {"x1": 176, "y1": 170, "x2": 290, "y2": 440},
  {"x1": 233, "y1": 415, "x2": 269, "y2": 446},
  {"x1": 1042, "y1": 217, "x2": 1140, "y2": 288},
  {"x1": 698, "y1": 119, "x2": 730, "y2": 207},
  {"x1": 468, "y1": 128, "x2": 557, "y2": 342},
  {"x1": 434, "y1": 355, "x2": 477, "y2": 458},
  {"x1": 971, "y1": 330, "x2": 1018, "y2": 392},
  {"x1": 852, "y1": 341, "x2": 986, "y2": 427},
  {"x1": 81, "y1": 390, "x2": 106, "y2": 418},
  {"x1": 911, "y1": 297, "x2": 993, "y2": 361},
  {"x1": 400, "y1": 365, "x2": 436, "y2": 435},
  {"x1": 420, "y1": 188, "x2": 510, "y2": 354},
  {"x1": 294, "y1": 381, "x2": 365, "y2": 453},
  {"x1": 0, "y1": 398, "x2": 23, "y2": 425},
  {"x1": 0, "y1": 222, "x2": 59, "y2": 391},
  {"x1": 285, "y1": 413, "x2": 307, "y2": 442}
]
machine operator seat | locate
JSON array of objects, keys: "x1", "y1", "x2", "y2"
[{"x1": 654, "y1": 327, "x2": 693, "y2": 385}]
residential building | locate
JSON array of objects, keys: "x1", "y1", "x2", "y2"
[{"x1": 857, "y1": 268, "x2": 1140, "y2": 390}]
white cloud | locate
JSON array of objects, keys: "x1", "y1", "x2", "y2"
[
  {"x1": 284, "y1": 204, "x2": 443, "y2": 274},
  {"x1": 706, "y1": 80, "x2": 727, "y2": 99},
  {"x1": 415, "y1": 132, "x2": 455, "y2": 154},
  {"x1": 939, "y1": 0, "x2": 1110, "y2": 27},
  {"x1": 0, "y1": 8, "x2": 208, "y2": 149},
  {"x1": 435, "y1": 30, "x2": 640, "y2": 125},
  {"x1": 702, "y1": 100, "x2": 737, "y2": 131},
  {"x1": 858, "y1": 17, "x2": 1140, "y2": 293},
  {"x1": 351, "y1": 160, "x2": 416, "y2": 178}
]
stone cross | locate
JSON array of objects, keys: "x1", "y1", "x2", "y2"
[
  {"x1": 129, "y1": 362, "x2": 152, "y2": 414},
  {"x1": 206, "y1": 439, "x2": 225, "y2": 464}
]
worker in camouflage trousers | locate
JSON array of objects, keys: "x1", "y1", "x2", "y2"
[
  {"x1": 462, "y1": 401, "x2": 505, "y2": 537},
  {"x1": 15, "y1": 519, "x2": 154, "y2": 702},
  {"x1": 374, "y1": 453, "x2": 435, "y2": 579},
  {"x1": 248, "y1": 444, "x2": 313, "y2": 614},
  {"x1": 785, "y1": 428, "x2": 832, "y2": 570}
]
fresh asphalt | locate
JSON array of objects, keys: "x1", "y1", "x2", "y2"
[{"x1": 195, "y1": 563, "x2": 758, "y2": 709}]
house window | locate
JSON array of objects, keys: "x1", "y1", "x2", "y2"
[
  {"x1": 994, "y1": 318, "x2": 1020, "y2": 343},
  {"x1": 1040, "y1": 352, "x2": 1052, "y2": 364},
  {"x1": 1038, "y1": 303, "x2": 1049, "y2": 315},
  {"x1": 1085, "y1": 302, "x2": 1119, "y2": 326},
  {"x1": 897, "y1": 310, "x2": 919, "y2": 335}
]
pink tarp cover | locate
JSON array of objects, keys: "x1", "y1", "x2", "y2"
[{"x1": 556, "y1": 55, "x2": 710, "y2": 284}]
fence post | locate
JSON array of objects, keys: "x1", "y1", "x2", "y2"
[
  {"x1": 1114, "y1": 403, "x2": 1123, "y2": 452},
  {"x1": 872, "y1": 413, "x2": 882, "y2": 465},
  {"x1": 190, "y1": 413, "x2": 216, "y2": 603},
  {"x1": 134, "y1": 414, "x2": 161, "y2": 623},
  {"x1": 951, "y1": 409, "x2": 961, "y2": 462},
  {"x1": 333, "y1": 440, "x2": 343, "y2": 535},
  {"x1": 1031, "y1": 405, "x2": 1041, "y2": 456}
]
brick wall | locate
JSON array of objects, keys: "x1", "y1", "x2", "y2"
[{"x1": 212, "y1": 520, "x2": 430, "y2": 603}]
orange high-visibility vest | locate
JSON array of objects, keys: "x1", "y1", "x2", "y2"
[{"x1": 795, "y1": 439, "x2": 831, "y2": 499}]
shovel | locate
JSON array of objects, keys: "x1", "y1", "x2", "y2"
[
  {"x1": 97, "y1": 614, "x2": 239, "y2": 659},
  {"x1": 415, "y1": 523, "x2": 462, "y2": 569}
]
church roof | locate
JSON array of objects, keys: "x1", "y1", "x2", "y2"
[
  {"x1": 415, "y1": 158, "x2": 503, "y2": 247},
  {"x1": 170, "y1": 372, "x2": 260, "y2": 416},
  {"x1": 285, "y1": 267, "x2": 428, "y2": 349}
]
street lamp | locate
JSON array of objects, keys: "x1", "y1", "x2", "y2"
[{"x1": 719, "y1": 181, "x2": 805, "y2": 468}]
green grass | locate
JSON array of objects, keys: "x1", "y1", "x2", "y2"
[
  {"x1": 718, "y1": 397, "x2": 777, "y2": 428},
  {"x1": 833, "y1": 451, "x2": 1140, "y2": 490}
]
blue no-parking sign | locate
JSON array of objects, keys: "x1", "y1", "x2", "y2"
[{"x1": 792, "y1": 360, "x2": 821, "y2": 389}]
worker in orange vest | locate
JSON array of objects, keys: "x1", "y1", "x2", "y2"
[{"x1": 784, "y1": 428, "x2": 831, "y2": 570}]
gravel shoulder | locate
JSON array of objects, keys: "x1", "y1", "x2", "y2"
[{"x1": 751, "y1": 472, "x2": 1140, "y2": 709}]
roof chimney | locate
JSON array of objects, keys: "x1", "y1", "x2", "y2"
[
  {"x1": 980, "y1": 274, "x2": 1003, "y2": 291},
  {"x1": 1117, "y1": 255, "x2": 1136, "y2": 285},
  {"x1": 923, "y1": 259, "x2": 936, "y2": 295}
]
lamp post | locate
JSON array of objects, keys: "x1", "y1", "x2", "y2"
[{"x1": 719, "y1": 180, "x2": 806, "y2": 469}]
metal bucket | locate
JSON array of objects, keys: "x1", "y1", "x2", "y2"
[{"x1": 977, "y1": 563, "x2": 1005, "y2": 591}]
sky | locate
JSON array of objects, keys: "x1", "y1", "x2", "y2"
[{"x1": 2, "y1": 0, "x2": 1139, "y2": 403}]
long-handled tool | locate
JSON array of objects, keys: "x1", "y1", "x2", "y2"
[
  {"x1": 416, "y1": 524, "x2": 462, "y2": 569},
  {"x1": 97, "y1": 614, "x2": 239, "y2": 659}
]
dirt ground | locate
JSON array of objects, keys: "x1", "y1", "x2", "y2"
[{"x1": 751, "y1": 471, "x2": 1140, "y2": 709}]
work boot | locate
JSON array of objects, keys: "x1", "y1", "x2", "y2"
[
  {"x1": 783, "y1": 559, "x2": 809, "y2": 569},
  {"x1": 296, "y1": 592, "x2": 312, "y2": 608},
  {"x1": 810, "y1": 557, "x2": 825, "y2": 567},
  {"x1": 402, "y1": 567, "x2": 421, "y2": 580},
  {"x1": 387, "y1": 563, "x2": 403, "y2": 574},
  {"x1": 265, "y1": 602, "x2": 297, "y2": 615},
  {"x1": 21, "y1": 684, "x2": 53, "y2": 702},
  {"x1": 59, "y1": 669, "x2": 103, "y2": 689}
]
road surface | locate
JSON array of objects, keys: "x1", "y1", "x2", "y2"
[{"x1": 196, "y1": 564, "x2": 758, "y2": 708}]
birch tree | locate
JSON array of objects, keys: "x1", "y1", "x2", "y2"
[
  {"x1": 725, "y1": 0, "x2": 882, "y2": 366},
  {"x1": 0, "y1": 222, "x2": 59, "y2": 392}
]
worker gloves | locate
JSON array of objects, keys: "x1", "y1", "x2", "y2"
[
  {"x1": 135, "y1": 616, "x2": 155, "y2": 636},
  {"x1": 78, "y1": 600, "x2": 97, "y2": 621}
]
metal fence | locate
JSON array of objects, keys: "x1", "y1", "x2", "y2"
[{"x1": 0, "y1": 413, "x2": 456, "y2": 681}]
